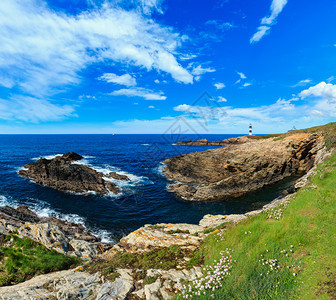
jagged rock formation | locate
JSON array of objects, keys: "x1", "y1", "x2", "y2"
[
  {"x1": 0, "y1": 205, "x2": 109, "y2": 260},
  {"x1": 164, "y1": 133, "x2": 325, "y2": 201},
  {"x1": 19, "y1": 152, "x2": 129, "y2": 195}
]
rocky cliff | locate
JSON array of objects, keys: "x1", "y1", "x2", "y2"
[
  {"x1": 19, "y1": 152, "x2": 129, "y2": 195},
  {"x1": 164, "y1": 133, "x2": 325, "y2": 201}
]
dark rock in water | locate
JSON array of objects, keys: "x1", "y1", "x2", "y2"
[
  {"x1": 107, "y1": 172, "x2": 130, "y2": 181},
  {"x1": 62, "y1": 152, "x2": 84, "y2": 161},
  {"x1": 18, "y1": 152, "x2": 127, "y2": 195},
  {"x1": 164, "y1": 133, "x2": 325, "y2": 201}
]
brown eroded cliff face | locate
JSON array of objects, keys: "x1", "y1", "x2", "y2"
[{"x1": 163, "y1": 133, "x2": 325, "y2": 201}]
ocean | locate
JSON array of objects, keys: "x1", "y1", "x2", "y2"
[{"x1": 0, "y1": 134, "x2": 296, "y2": 243}]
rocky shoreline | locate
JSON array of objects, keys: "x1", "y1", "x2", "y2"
[
  {"x1": 0, "y1": 142, "x2": 331, "y2": 299},
  {"x1": 19, "y1": 152, "x2": 130, "y2": 195},
  {"x1": 164, "y1": 133, "x2": 324, "y2": 201},
  {"x1": 0, "y1": 132, "x2": 332, "y2": 299}
]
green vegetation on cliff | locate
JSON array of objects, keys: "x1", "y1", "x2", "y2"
[
  {"x1": 177, "y1": 151, "x2": 336, "y2": 299},
  {"x1": 0, "y1": 234, "x2": 81, "y2": 286}
]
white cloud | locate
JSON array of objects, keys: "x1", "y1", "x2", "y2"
[
  {"x1": 0, "y1": 96, "x2": 75, "y2": 122},
  {"x1": 217, "y1": 96, "x2": 227, "y2": 102},
  {"x1": 299, "y1": 82, "x2": 336, "y2": 101},
  {"x1": 191, "y1": 64, "x2": 216, "y2": 76},
  {"x1": 110, "y1": 87, "x2": 166, "y2": 100},
  {"x1": 250, "y1": 26, "x2": 270, "y2": 44},
  {"x1": 237, "y1": 72, "x2": 247, "y2": 79},
  {"x1": 110, "y1": 94, "x2": 336, "y2": 134},
  {"x1": 99, "y1": 73, "x2": 137, "y2": 87},
  {"x1": 214, "y1": 82, "x2": 225, "y2": 89},
  {"x1": 250, "y1": 0, "x2": 288, "y2": 43},
  {"x1": 154, "y1": 79, "x2": 160, "y2": 84},
  {"x1": 292, "y1": 79, "x2": 312, "y2": 87},
  {"x1": 242, "y1": 82, "x2": 252, "y2": 87},
  {"x1": 0, "y1": 0, "x2": 193, "y2": 94},
  {"x1": 148, "y1": 105, "x2": 155, "y2": 108}
]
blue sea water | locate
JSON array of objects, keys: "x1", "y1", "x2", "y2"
[{"x1": 0, "y1": 134, "x2": 296, "y2": 243}]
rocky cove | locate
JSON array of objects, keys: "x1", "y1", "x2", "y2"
[{"x1": 0, "y1": 130, "x2": 332, "y2": 299}]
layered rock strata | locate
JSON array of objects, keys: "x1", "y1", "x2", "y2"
[{"x1": 164, "y1": 133, "x2": 324, "y2": 201}]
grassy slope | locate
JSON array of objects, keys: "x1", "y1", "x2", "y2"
[
  {"x1": 177, "y1": 150, "x2": 336, "y2": 299},
  {"x1": 0, "y1": 234, "x2": 81, "y2": 286},
  {"x1": 251, "y1": 122, "x2": 336, "y2": 150}
]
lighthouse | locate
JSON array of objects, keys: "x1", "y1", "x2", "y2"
[{"x1": 249, "y1": 123, "x2": 252, "y2": 136}]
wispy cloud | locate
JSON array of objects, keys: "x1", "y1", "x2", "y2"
[
  {"x1": 110, "y1": 87, "x2": 166, "y2": 100},
  {"x1": 250, "y1": 0, "x2": 288, "y2": 44},
  {"x1": 241, "y1": 82, "x2": 252, "y2": 88},
  {"x1": 191, "y1": 64, "x2": 216, "y2": 76},
  {"x1": 205, "y1": 20, "x2": 234, "y2": 32},
  {"x1": 99, "y1": 73, "x2": 137, "y2": 87},
  {"x1": 0, "y1": 96, "x2": 75, "y2": 122},
  {"x1": 109, "y1": 82, "x2": 336, "y2": 133},
  {"x1": 292, "y1": 79, "x2": 312, "y2": 87}
]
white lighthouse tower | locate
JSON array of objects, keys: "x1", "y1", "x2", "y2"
[{"x1": 249, "y1": 123, "x2": 252, "y2": 136}]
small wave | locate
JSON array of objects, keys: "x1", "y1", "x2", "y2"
[
  {"x1": 89, "y1": 228, "x2": 116, "y2": 244},
  {"x1": 31, "y1": 154, "x2": 63, "y2": 161},
  {"x1": 141, "y1": 144, "x2": 151, "y2": 146},
  {"x1": 0, "y1": 195, "x2": 20, "y2": 208},
  {"x1": 154, "y1": 162, "x2": 165, "y2": 176},
  {"x1": 73, "y1": 159, "x2": 152, "y2": 189}
]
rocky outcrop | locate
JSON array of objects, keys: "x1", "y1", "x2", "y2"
[
  {"x1": 175, "y1": 136, "x2": 251, "y2": 146},
  {"x1": 19, "y1": 152, "x2": 130, "y2": 195},
  {"x1": 105, "y1": 223, "x2": 205, "y2": 257},
  {"x1": 164, "y1": 133, "x2": 325, "y2": 201},
  {"x1": 0, "y1": 205, "x2": 109, "y2": 260}
]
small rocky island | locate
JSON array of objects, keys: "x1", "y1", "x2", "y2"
[
  {"x1": 164, "y1": 133, "x2": 325, "y2": 201},
  {"x1": 19, "y1": 152, "x2": 130, "y2": 195}
]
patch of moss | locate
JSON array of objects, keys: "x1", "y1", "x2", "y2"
[{"x1": 167, "y1": 229, "x2": 190, "y2": 234}]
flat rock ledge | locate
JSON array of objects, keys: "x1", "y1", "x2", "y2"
[{"x1": 19, "y1": 152, "x2": 130, "y2": 195}]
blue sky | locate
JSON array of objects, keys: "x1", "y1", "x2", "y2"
[{"x1": 1, "y1": 0, "x2": 336, "y2": 134}]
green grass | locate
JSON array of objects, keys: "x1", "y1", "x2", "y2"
[
  {"x1": 85, "y1": 244, "x2": 204, "y2": 279},
  {"x1": 175, "y1": 151, "x2": 336, "y2": 299},
  {"x1": 0, "y1": 234, "x2": 81, "y2": 286}
]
